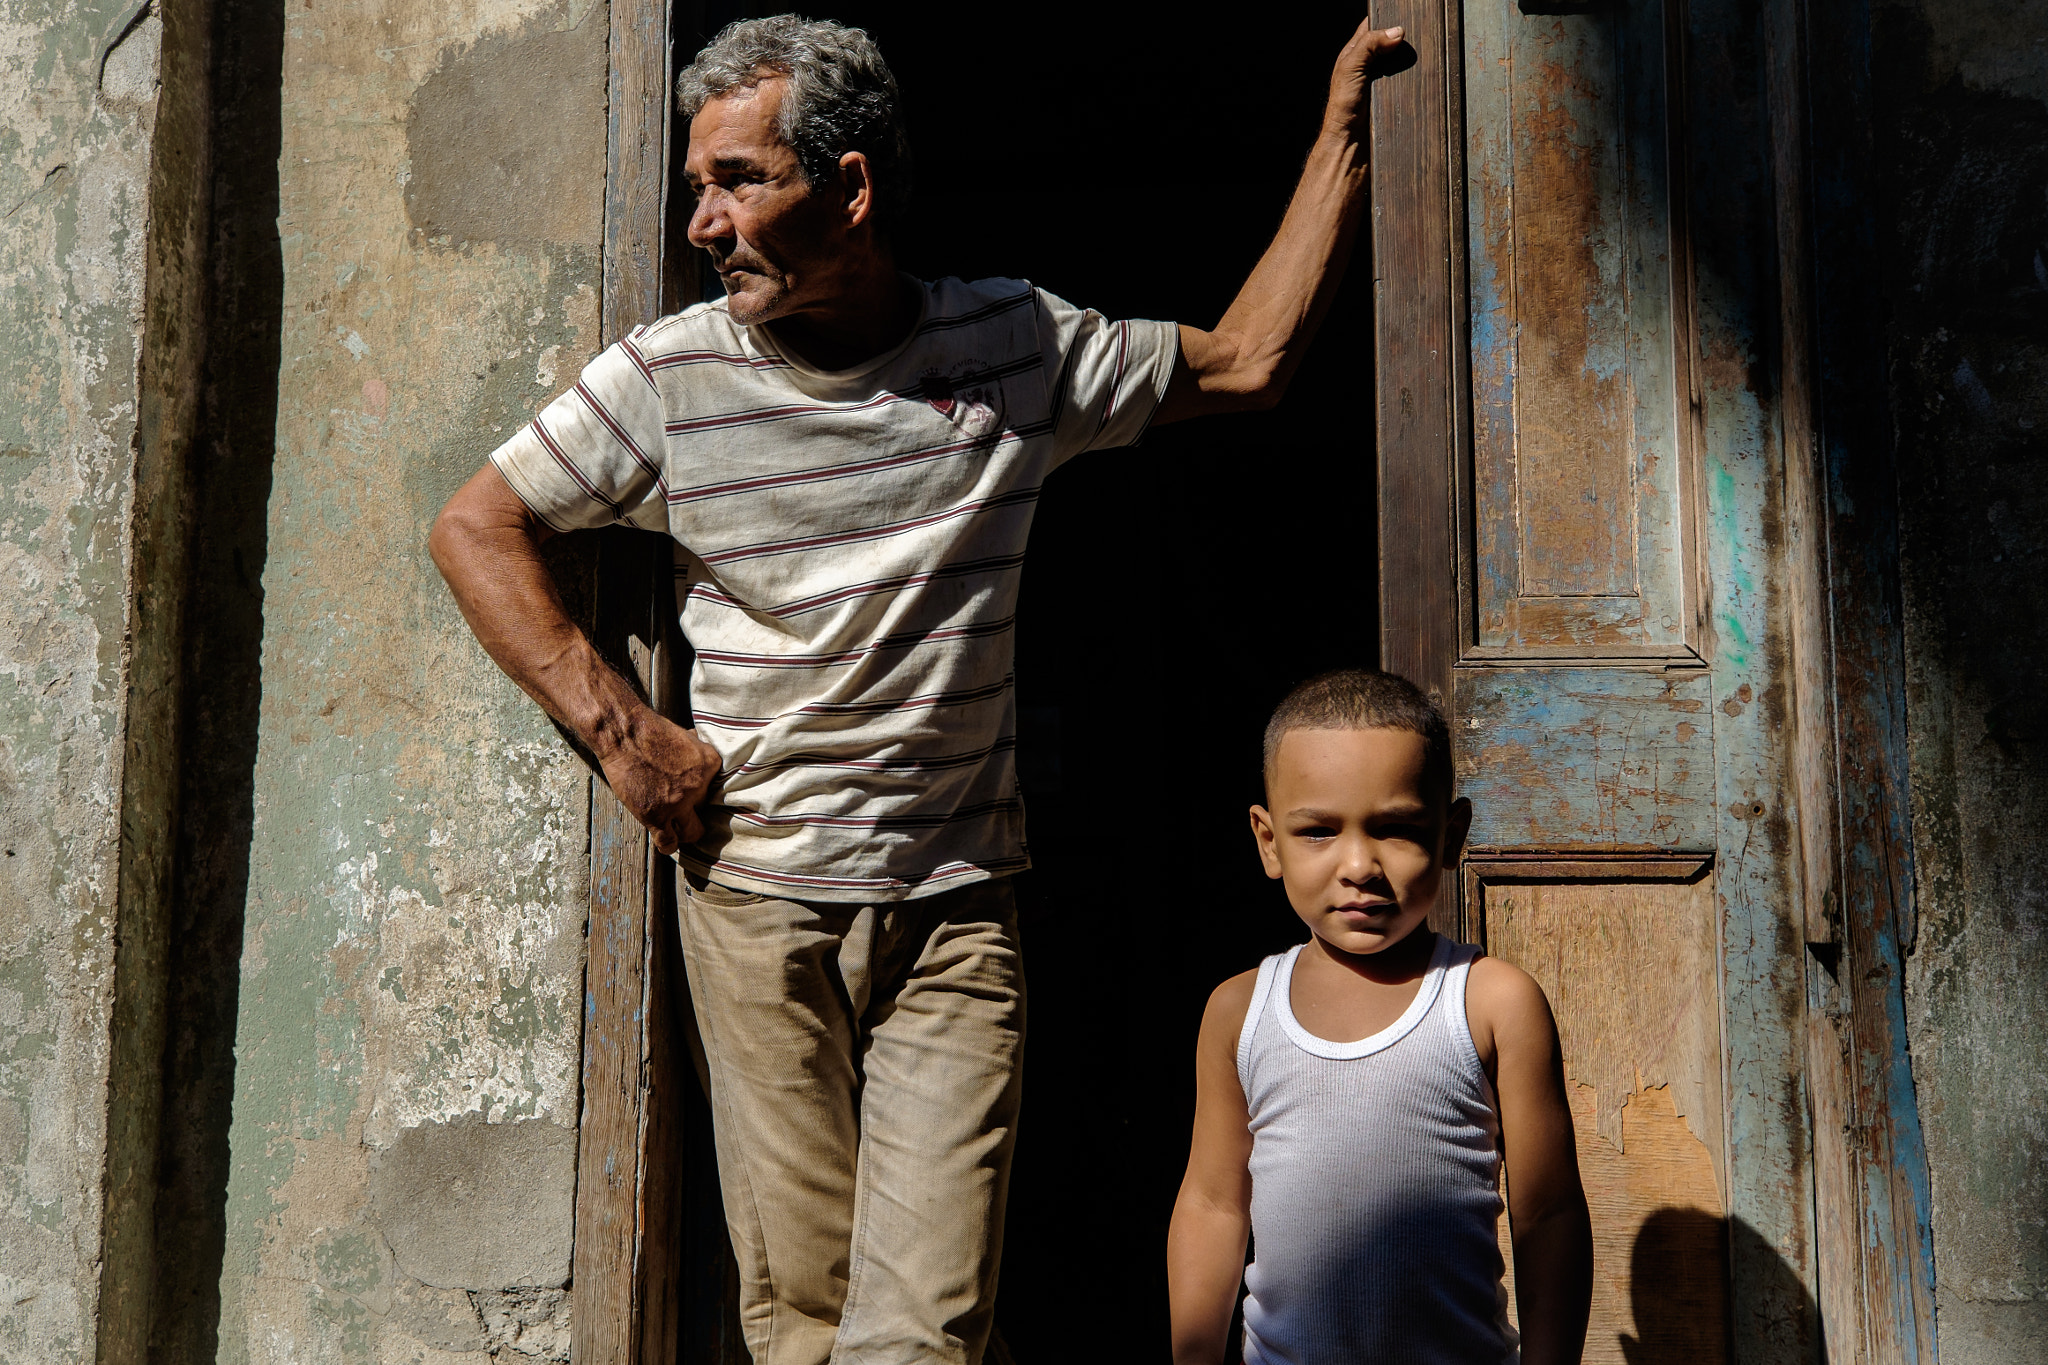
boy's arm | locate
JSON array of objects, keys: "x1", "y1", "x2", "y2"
[
  {"x1": 1470, "y1": 958, "x2": 1594, "y2": 1365},
  {"x1": 1168, "y1": 972, "x2": 1259, "y2": 1365}
]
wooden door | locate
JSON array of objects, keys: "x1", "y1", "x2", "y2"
[
  {"x1": 1454, "y1": 1, "x2": 1740, "y2": 1353},
  {"x1": 1369, "y1": 0, "x2": 1820, "y2": 1358}
]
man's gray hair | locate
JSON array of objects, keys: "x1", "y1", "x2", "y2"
[{"x1": 677, "y1": 15, "x2": 912, "y2": 227}]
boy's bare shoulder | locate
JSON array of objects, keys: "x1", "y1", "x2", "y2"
[
  {"x1": 1205, "y1": 968, "x2": 1261, "y2": 1024},
  {"x1": 1199, "y1": 968, "x2": 1263, "y2": 1053},
  {"x1": 1467, "y1": 950, "x2": 1538, "y2": 994},
  {"x1": 1464, "y1": 953, "x2": 1558, "y2": 1045}
]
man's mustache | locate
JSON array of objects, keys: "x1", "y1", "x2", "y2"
[{"x1": 708, "y1": 245, "x2": 770, "y2": 277}]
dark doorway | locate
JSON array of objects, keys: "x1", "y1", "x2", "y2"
[{"x1": 679, "y1": 7, "x2": 1381, "y2": 1357}]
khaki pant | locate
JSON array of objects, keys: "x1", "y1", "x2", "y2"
[{"x1": 678, "y1": 873, "x2": 1026, "y2": 1365}]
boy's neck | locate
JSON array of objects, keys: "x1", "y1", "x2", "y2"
[{"x1": 1312, "y1": 924, "x2": 1438, "y2": 985}]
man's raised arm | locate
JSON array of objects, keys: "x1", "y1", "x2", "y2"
[
  {"x1": 429, "y1": 464, "x2": 721, "y2": 854},
  {"x1": 1152, "y1": 19, "x2": 1403, "y2": 425}
]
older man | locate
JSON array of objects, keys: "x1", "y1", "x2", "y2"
[{"x1": 431, "y1": 14, "x2": 1401, "y2": 1364}]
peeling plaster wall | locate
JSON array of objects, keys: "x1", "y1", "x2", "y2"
[
  {"x1": 0, "y1": 1, "x2": 162, "y2": 1359},
  {"x1": 210, "y1": 1, "x2": 607, "y2": 1360},
  {"x1": 1882, "y1": 0, "x2": 2048, "y2": 1359}
]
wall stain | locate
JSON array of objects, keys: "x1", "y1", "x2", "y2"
[{"x1": 403, "y1": 8, "x2": 606, "y2": 249}]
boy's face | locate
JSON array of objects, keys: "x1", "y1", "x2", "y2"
[{"x1": 1249, "y1": 727, "x2": 1472, "y2": 957}]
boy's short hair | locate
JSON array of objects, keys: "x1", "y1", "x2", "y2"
[{"x1": 1262, "y1": 669, "x2": 1454, "y2": 802}]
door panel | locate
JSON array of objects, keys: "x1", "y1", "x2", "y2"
[
  {"x1": 1457, "y1": 668, "x2": 1716, "y2": 850},
  {"x1": 1463, "y1": 0, "x2": 1700, "y2": 661},
  {"x1": 1474, "y1": 861, "x2": 1729, "y2": 1365}
]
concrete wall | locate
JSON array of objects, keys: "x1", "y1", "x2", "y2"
[
  {"x1": 5, "y1": 0, "x2": 612, "y2": 1359},
  {"x1": 8, "y1": 0, "x2": 614, "y2": 1358},
  {"x1": 1882, "y1": 0, "x2": 2048, "y2": 1359},
  {"x1": 206, "y1": 0, "x2": 608, "y2": 1360},
  {"x1": 0, "y1": 1, "x2": 164, "y2": 1359}
]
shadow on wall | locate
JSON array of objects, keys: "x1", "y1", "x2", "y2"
[
  {"x1": 1619, "y1": 1211, "x2": 1815, "y2": 1365},
  {"x1": 144, "y1": 0, "x2": 285, "y2": 1358}
]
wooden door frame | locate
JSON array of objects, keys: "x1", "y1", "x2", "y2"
[
  {"x1": 1368, "y1": 0, "x2": 1936, "y2": 1359},
  {"x1": 572, "y1": 0, "x2": 695, "y2": 1359}
]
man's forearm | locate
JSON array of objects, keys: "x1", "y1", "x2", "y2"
[
  {"x1": 1160, "y1": 20, "x2": 1399, "y2": 421},
  {"x1": 1202, "y1": 128, "x2": 1370, "y2": 401},
  {"x1": 429, "y1": 471, "x2": 643, "y2": 756},
  {"x1": 431, "y1": 463, "x2": 721, "y2": 853}
]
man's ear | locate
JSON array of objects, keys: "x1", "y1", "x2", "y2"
[
  {"x1": 1440, "y1": 796, "x2": 1473, "y2": 869},
  {"x1": 837, "y1": 150, "x2": 875, "y2": 230},
  {"x1": 1249, "y1": 805, "x2": 1284, "y2": 880}
]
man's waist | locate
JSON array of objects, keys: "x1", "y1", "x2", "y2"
[{"x1": 681, "y1": 808, "x2": 1029, "y2": 905}]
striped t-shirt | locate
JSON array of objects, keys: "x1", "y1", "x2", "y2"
[{"x1": 490, "y1": 275, "x2": 1179, "y2": 901}]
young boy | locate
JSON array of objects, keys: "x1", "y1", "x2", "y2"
[{"x1": 1168, "y1": 670, "x2": 1593, "y2": 1365}]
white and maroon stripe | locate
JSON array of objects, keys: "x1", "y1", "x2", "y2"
[
  {"x1": 915, "y1": 290, "x2": 1034, "y2": 337},
  {"x1": 1096, "y1": 319, "x2": 1132, "y2": 440},
  {"x1": 495, "y1": 280, "x2": 1171, "y2": 901},
  {"x1": 530, "y1": 416, "x2": 627, "y2": 521},
  {"x1": 696, "y1": 487, "x2": 1040, "y2": 569},
  {"x1": 722, "y1": 796, "x2": 1022, "y2": 832},
  {"x1": 660, "y1": 351, "x2": 1042, "y2": 441},
  {"x1": 726, "y1": 734, "x2": 1016, "y2": 777},
  {"x1": 691, "y1": 675, "x2": 1015, "y2": 731},
  {"x1": 664, "y1": 418, "x2": 1050, "y2": 507},
  {"x1": 694, "y1": 615, "x2": 1016, "y2": 670},
  {"x1": 619, "y1": 333, "x2": 663, "y2": 394},
  {"x1": 684, "y1": 553, "x2": 1027, "y2": 618},
  {"x1": 622, "y1": 325, "x2": 793, "y2": 385},
  {"x1": 574, "y1": 381, "x2": 670, "y2": 499},
  {"x1": 664, "y1": 386, "x2": 908, "y2": 437},
  {"x1": 647, "y1": 349, "x2": 792, "y2": 373}
]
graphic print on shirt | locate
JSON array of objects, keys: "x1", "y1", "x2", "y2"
[
  {"x1": 487, "y1": 277, "x2": 1179, "y2": 900},
  {"x1": 920, "y1": 359, "x2": 1006, "y2": 441}
]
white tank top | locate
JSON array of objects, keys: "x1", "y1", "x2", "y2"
[{"x1": 1235, "y1": 935, "x2": 1518, "y2": 1365}]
